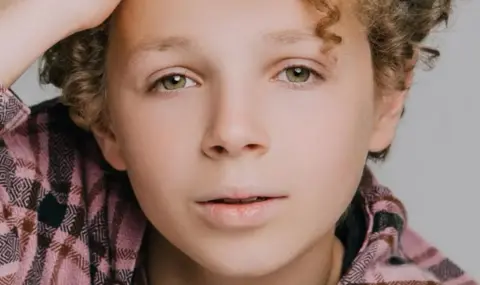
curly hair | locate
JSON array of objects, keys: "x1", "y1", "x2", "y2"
[{"x1": 39, "y1": 0, "x2": 452, "y2": 160}]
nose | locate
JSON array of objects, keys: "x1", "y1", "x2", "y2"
[{"x1": 201, "y1": 98, "x2": 270, "y2": 160}]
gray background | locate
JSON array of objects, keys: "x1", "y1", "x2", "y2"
[{"x1": 11, "y1": 1, "x2": 480, "y2": 279}]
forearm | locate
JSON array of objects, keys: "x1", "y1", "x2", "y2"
[{"x1": 0, "y1": 0, "x2": 74, "y2": 87}]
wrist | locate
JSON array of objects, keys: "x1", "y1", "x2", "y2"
[{"x1": 20, "y1": 0, "x2": 83, "y2": 38}]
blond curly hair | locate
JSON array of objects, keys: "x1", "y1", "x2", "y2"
[{"x1": 39, "y1": 0, "x2": 452, "y2": 160}]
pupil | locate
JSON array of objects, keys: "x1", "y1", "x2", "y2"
[
  {"x1": 170, "y1": 75, "x2": 181, "y2": 84},
  {"x1": 294, "y1": 68, "x2": 303, "y2": 76},
  {"x1": 286, "y1": 67, "x2": 310, "y2": 82}
]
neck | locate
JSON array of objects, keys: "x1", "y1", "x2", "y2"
[{"x1": 146, "y1": 231, "x2": 344, "y2": 285}]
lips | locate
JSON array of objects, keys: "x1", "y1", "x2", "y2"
[
  {"x1": 195, "y1": 186, "x2": 288, "y2": 208},
  {"x1": 203, "y1": 197, "x2": 272, "y2": 204},
  {"x1": 193, "y1": 193, "x2": 287, "y2": 229}
]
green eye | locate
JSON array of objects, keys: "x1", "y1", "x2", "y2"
[
  {"x1": 161, "y1": 74, "x2": 188, "y2": 90},
  {"x1": 285, "y1": 67, "x2": 311, "y2": 83}
]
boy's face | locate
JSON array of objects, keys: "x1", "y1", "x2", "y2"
[{"x1": 98, "y1": 0, "x2": 405, "y2": 276}]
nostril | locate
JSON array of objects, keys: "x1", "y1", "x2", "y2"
[
  {"x1": 212, "y1": 145, "x2": 226, "y2": 154},
  {"x1": 205, "y1": 143, "x2": 265, "y2": 158},
  {"x1": 245, "y1": 144, "x2": 260, "y2": 151}
]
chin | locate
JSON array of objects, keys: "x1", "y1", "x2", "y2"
[
  {"x1": 203, "y1": 255, "x2": 288, "y2": 278},
  {"x1": 187, "y1": 239, "x2": 298, "y2": 278}
]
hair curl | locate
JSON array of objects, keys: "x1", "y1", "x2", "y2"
[{"x1": 39, "y1": 0, "x2": 452, "y2": 160}]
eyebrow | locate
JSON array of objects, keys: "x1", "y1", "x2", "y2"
[
  {"x1": 134, "y1": 36, "x2": 196, "y2": 52},
  {"x1": 262, "y1": 29, "x2": 323, "y2": 45},
  {"x1": 132, "y1": 29, "x2": 322, "y2": 54}
]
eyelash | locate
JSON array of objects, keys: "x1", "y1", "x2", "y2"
[
  {"x1": 274, "y1": 64, "x2": 325, "y2": 90},
  {"x1": 147, "y1": 71, "x2": 197, "y2": 93},
  {"x1": 147, "y1": 64, "x2": 325, "y2": 94}
]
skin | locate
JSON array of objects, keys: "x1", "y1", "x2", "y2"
[
  {"x1": 94, "y1": 0, "x2": 409, "y2": 284},
  {"x1": 0, "y1": 0, "x2": 120, "y2": 87}
]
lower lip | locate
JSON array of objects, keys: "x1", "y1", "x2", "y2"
[{"x1": 194, "y1": 198, "x2": 286, "y2": 230}]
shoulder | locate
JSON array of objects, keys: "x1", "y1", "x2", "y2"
[
  {"x1": 1, "y1": 96, "x2": 104, "y2": 211},
  {"x1": 0, "y1": 91, "x2": 109, "y2": 283},
  {"x1": 341, "y1": 168, "x2": 477, "y2": 284},
  {"x1": 400, "y1": 227, "x2": 477, "y2": 285}
]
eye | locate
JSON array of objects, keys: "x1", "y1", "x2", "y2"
[
  {"x1": 152, "y1": 74, "x2": 197, "y2": 92},
  {"x1": 273, "y1": 64, "x2": 324, "y2": 90},
  {"x1": 279, "y1": 66, "x2": 312, "y2": 83}
]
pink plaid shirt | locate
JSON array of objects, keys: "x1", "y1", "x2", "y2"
[{"x1": 0, "y1": 86, "x2": 477, "y2": 284}]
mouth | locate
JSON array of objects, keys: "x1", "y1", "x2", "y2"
[
  {"x1": 200, "y1": 196, "x2": 280, "y2": 205},
  {"x1": 194, "y1": 194, "x2": 287, "y2": 229}
]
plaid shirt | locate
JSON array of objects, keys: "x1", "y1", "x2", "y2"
[{"x1": 0, "y1": 86, "x2": 477, "y2": 285}]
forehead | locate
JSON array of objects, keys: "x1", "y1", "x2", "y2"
[
  {"x1": 115, "y1": 0, "x2": 313, "y2": 44},
  {"x1": 112, "y1": 0, "x2": 362, "y2": 52}
]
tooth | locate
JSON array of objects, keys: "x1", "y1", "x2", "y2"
[
  {"x1": 221, "y1": 197, "x2": 259, "y2": 204},
  {"x1": 222, "y1": 198, "x2": 240, "y2": 203},
  {"x1": 243, "y1": 197, "x2": 258, "y2": 203}
]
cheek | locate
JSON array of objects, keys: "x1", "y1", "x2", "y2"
[
  {"x1": 271, "y1": 72, "x2": 375, "y2": 181},
  {"x1": 107, "y1": 94, "x2": 206, "y2": 206},
  {"x1": 274, "y1": 95, "x2": 373, "y2": 214},
  {"x1": 269, "y1": 78, "x2": 376, "y2": 229}
]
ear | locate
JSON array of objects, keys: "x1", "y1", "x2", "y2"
[
  {"x1": 368, "y1": 59, "x2": 416, "y2": 152},
  {"x1": 92, "y1": 126, "x2": 127, "y2": 171}
]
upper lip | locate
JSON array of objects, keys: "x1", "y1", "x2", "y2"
[{"x1": 195, "y1": 187, "x2": 288, "y2": 203}]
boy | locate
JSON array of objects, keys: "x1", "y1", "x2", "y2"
[{"x1": 0, "y1": 0, "x2": 476, "y2": 284}]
